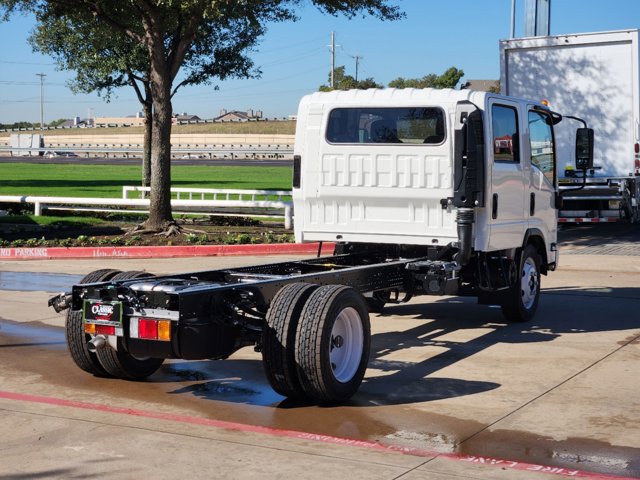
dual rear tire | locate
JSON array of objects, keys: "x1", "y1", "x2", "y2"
[
  {"x1": 262, "y1": 283, "x2": 370, "y2": 404},
  {"x1": 65, "y1": 269, "x2": 163, "y2": 380},
  {"x1": 94, "y1": 271, "x2": 164, "y2": 380},
  {"x1": 65, "y1": 269, "x2": 121, "y2": 376}
]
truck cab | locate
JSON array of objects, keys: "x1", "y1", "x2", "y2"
[{"x1": 293, "y1": 89, "x2": 560, "y2": 288}]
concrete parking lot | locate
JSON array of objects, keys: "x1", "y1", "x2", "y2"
[{"x1": 1, "y1": 225, "x2": 639, "y2": 479}]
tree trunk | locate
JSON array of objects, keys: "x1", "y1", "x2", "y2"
[
  {"x1": 142, "y1": 100, "x2": 152, "y2": 189},
  {"x1": 144, "y1": 64, "x2": 174, "y2": 230}
]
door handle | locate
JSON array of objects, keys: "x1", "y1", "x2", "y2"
[
  {"x1": 492, "y1": 193, "x2": 498, "y2": 219},
  {"x1": 530, "y1": 192, "x2": 535, "y2": 216}
]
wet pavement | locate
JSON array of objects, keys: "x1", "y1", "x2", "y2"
[
  {"x1": 0, "y1": 271, "x2": 82, "y2": 292},
  {"x1": 1, "y1": 235, "x2": 640, "y2": 479}
]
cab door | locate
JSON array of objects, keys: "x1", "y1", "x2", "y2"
[
  {"x1": 527, "y1": 107, "x2": 558, "y2": 257},
  {"x1": 488, "y1": 99, "x2": 526, "y2": 250}
]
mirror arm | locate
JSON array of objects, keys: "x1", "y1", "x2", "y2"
[{"x1": 564, "y1": 115, "x2": 588, "y2": 128}]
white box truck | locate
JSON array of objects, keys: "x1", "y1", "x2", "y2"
[
  {"x1": 50, "y1": 88, "x2": 592, "y2": 403},
  {"x1": 501, "y1": 29, "x2": 640, "y2": 223}
]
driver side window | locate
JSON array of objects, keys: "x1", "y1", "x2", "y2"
[{"x1": 528, "y1": 110, "x2": 555, "y2": 184}]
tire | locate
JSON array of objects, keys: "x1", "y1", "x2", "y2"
[
  {"x1": 262, "y1": 283, "x2": 319, "y2": 399},
  {"x1": 500, "y1": 245, "x2": 541, "y2": 323},
  {"x1": 295, "y1": 285, "x2": 370, "y2": 404},
  {"x1": 95, "y1": 270, "x2": 164, "y2": 381},
  {"x1": 65, "y1": 268, "x2": 121, "y2": 376}
]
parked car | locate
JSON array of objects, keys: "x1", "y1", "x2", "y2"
[{"x1": 44, "y1": 150, "x2": 79, "y2": 158}]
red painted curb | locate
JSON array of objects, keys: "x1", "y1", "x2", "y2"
[
  {"x1": 0, "y1": 242, "x2": 335, "y2": 260},
  {"x1": 0, "y1": 390, "x2": 631, "y2": 480}
]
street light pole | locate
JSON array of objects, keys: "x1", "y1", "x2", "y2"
[{"x1": 36, "y1": 73, "x2": 46, "y2": 130}]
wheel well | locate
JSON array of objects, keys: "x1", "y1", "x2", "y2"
[{"x1": 523, "y1": 231, "x2": 548, "y2": 274}]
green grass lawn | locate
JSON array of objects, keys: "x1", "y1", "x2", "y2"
[
  {"x1": 0, "y1": 214, "x2": 106, "y2": 226},
  {"x1": 0, "y1": 163, "x2": 293, "y2": 198}
]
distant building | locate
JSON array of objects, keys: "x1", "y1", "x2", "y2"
[
  {"x1": 174, "y1": 113, "x2": 201, "y2": 123},
  {"x1": 93, "y1": 112, "x2": 203, "y2": 127},
  {"x1": 94, "y1": 114, "x2": 145, "y2": 127},
  {"x1": 460, "y1": 80, "x2": 500, "y2": 92},
  {"x1": 215, "y1": 109, "x2": 263, "y2": 122},
  {"x1": 59, "y1": 116, "x2": 94, "y2": 128}
]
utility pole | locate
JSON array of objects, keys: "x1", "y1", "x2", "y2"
[
  {"x1": 352, "y1": 55, "x2": 363, "y2": 82},
  {"x1": 330, "y1": 31, "x2": 336, "y2": 88},
  {"x1": 511, "y1": 0, "x2": 516, "y2": 38},
  {"x1": 36, "y1": 73, "x2": 46, "y2": 130}
]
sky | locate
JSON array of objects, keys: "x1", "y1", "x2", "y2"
[{"x1": 0, "y1": 0, "x2": 639, "y2": 124}]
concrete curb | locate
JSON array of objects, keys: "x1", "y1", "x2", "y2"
[{"x1": 0, "y1": 242, "x2": 335, "y2": 260}]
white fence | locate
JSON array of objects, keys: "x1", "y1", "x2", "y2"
[
  {"x1": 0, "y1": 187, "x2": 293, "y2": 229},
  {"x1": 0, "y1": 145, "x2": 293, "y2": 159}
]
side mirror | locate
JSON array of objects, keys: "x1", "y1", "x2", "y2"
[{"x1": 575, "y1": 128, "x2": 594, "y2": 170}]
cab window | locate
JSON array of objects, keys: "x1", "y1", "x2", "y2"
[
  {"x1": 326, "y1": 107, "x2": 445, "y2": 145},
  {"x1": 528, "y1": 110, "x2": 555, "y2": 184},
  {"x1": 492, "y1": 105, "x2": 519, "y2": 162}
]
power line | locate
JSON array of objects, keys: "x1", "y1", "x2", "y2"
[
  {"x1": 256, "y1": 34, "x2": 328, "y2": 54},
  {"x1": 258, "y1": 46, "x2": 325, "y2": 68},
  {"x1": 0, "y1": 59, "x2": 55, "y2": 66},
  {"x1": 178, "y1": 65, "x2": 326, "y2": 99}
]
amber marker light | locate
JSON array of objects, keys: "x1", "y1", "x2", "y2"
[
  {"x1": 84, "y1": 323, "x2": 96, "y2": 334},
  {"x1": 541, "y1": 99, "x2": 550, "y2": 107},
  {"x1": 157, "y1": 320, "x2": 171, "y2": 341}
]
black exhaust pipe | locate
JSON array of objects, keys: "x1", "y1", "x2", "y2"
[{"x1": 455, "y1": 208, "x2": 474, "y2": 266}]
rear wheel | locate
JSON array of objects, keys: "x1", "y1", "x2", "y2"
[
  {"x1": 262, "y1": 283, "x2": 319, "y2": 399},
  {"x1": 295, "y1": 285, "x2": 370, "y2": 404},
  {"x1": 95, "y1": 271, "x2": 164, "y2": 380},
  {"x1": 501, "y1": 245, "x2": 541, "y2": 323},
  {"x1": 65, "y1": 269, "x2": 121, "y2": 376}
]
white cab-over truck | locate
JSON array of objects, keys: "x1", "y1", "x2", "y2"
[
  {"x1": 501, "y1": 29, "x2": 640, "y2": 223},
  {"x1": 49, "y1": 88, "x2": 592, "y2": 404}
]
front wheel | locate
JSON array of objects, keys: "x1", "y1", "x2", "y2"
[
  {"x1": 295, "y1": 285, "x2": 370, "y2": 404},
  {"x1": 500, "y1": 245, "x2": 541, "y2": 323}
]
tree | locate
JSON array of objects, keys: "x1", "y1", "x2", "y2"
[
  {"x1": 319, "y1": 65, "x2": 382, "y2": 91},
  {"x1": 1, "y1": 0, "x2": 402, "y2": 233},
  {"x1": 389, "y1": 67, "x2": 465, "y2": 89},
  {"x1": 48, "y1": 118, "x2": 70, "y2": 128},
  {"x1": 29, "y1": 11, "x2": 155, "y2": 188}
]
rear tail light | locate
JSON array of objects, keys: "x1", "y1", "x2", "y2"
[
  {"x1": 139, "y1": 319, "x2": 157, "y2": 339},
  {"x1": 95, "y1": 324, "x2": 115, "y2": 336},
  {"x1": 131, "y1": 318, "x2": 171, "y2": 341}
]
